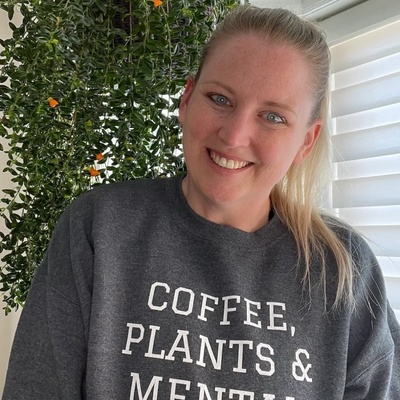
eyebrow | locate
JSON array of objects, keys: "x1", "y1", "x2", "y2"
[
  {"x1": 201, "y1": 80, "x2": 297, "y2": 116},
  {"x1": 262, "y1": 100, "x2": 297, "y2": 116}
]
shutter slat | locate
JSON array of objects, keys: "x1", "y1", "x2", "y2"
[
  {"x1": 385, "y1": 277, "x2": 400, "y2": 309},
  {"x1": 334, "y1": 52, "x2": 400, "y2": 90},
  {"x1": 332, "y1": 122, "x2": 400, "y2": 161},
  {"x1": 338, "y1": 206, "x2": 400, "y2": 226},
  {"x1": 377, "y1": 257, "x2": 400, "y2": 278},
  {"x1": 333, "y1": 174, "x2": 400, "y2": 208},
  {"x1": 355, "y1": 226, "x2": 400, "y2": 257},
  {"x1": 335, "y1": 103, "x2": 400, "y2": 135},
  {"x1": 332, "y1": 72, "x2": 400, "y2": 117},
  {"x1": 331, "y1": 20, "x2": 400, "y2": 72},
  {"x1": 336, "y1": 153, "x2": 400, "y2": 180}
]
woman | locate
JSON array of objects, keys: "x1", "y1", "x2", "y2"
[{"x1": 3, "y1": 6, "x2": 400, "y2": 399}]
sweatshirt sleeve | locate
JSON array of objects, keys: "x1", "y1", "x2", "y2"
[
  {"x1": 2, "y1": 197, "x2": 94, "y2": 400},
  {"x1": 343, "y1": 232, "x2": 400, "y2": 400}
]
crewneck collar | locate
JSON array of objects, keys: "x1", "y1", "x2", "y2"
[{"x1": 164, "y1": 174, "x2": 289, "y2": 249}]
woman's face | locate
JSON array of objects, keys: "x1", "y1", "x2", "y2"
[{"x1": 179, "y1": 34, "x2": 321, "y2": 210}]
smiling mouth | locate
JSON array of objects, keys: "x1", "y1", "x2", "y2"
[{"x1": 209, "y1": 150, "x2": 252, "y2": 170}]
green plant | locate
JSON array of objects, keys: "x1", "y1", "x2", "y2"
[{"x1": 0, "y1": 0, "x2": 241, "y2": 314}]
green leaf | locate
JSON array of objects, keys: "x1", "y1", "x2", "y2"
[
  {"x1": 2, "y1": 189, "x2": 16, "y2": 196},
  {"x1": 95, "y1": 0, "x2": 107, "y2": 14},
  {"x1": 8, "y1": 5, "x2": 14, "y2": 21}
]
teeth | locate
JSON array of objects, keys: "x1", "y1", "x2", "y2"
[{"x1": 210, "y1": 151, "x2": 250, "y2": 170}]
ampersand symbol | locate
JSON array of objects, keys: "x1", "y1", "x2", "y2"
[{"x1": 292, "y1": 349, "x2": 312, "y2": 382}]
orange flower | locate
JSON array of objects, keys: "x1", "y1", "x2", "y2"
[
  {"x1": 153, "y1": 0, "x2": 162, "y2": 7},
  {"x1": 95, "y1": 153, "x2": 104, "y2": 161},
  {"x1": 90, "y1": 168, "x2": 100, "y2": 177},
  {"x1": 49, "y1": 98, "x2": 59, "y2": 107}
]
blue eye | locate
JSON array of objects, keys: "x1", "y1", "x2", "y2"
[
  {"x1": 210, "y1": 94, "x2": 230, "y2": 106},
  {"x1": 265, "y1": 112, "x2": 285, "y2": 124}
]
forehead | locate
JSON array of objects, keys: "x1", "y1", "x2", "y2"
[{"x1": 198, "y1": 34, "x2": 312, "y2": 103}]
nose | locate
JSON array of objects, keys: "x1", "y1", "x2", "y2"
[{"x1": 217, "y1": 111, "x2": 252, "y2": 148}]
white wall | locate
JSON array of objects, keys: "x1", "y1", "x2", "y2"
[
  {"x1": 0, "y1": 309, "x2": 20, "y2": 396},
  {"x1": 0, "y1": 7, "x2": 22, "y2": 397}
]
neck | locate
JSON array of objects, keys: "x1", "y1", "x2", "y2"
[{"x1": 182, "y1": 176, "x2": 271, "y2": 233}]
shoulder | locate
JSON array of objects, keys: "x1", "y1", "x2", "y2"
[
  {"x1": 320, "y1": 212, "x2": 385, "y2": 305},
  {"x1": 321, "y1": 213, "x2": 374, "y2": 258},
  {"x1": 320, "y1": 216, "x2": 400, "y2": 380},
  {"x1": 69, "y1": 176, "x2": 180, "y2": 216},
  {"x1": 322, "y1": 212, "x2": 378, "y2": 265},
  {"x1": 77, "y1": 176, "x2": 173, "y2": 204},
  {"x1": 52, "y1": 176, "x2": 182, "y2": 245}
]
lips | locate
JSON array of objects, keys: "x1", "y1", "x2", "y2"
[{"x1": 209, "y1": 150, "x2": 251, "y2": 170}]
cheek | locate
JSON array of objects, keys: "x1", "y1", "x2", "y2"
[
  {"x1": 182, "y1": 130, "x2": 193, "y2": 161},
  {"x1": 182, "y1": 125, "x2": 199, "y2": 151},
  {"x1": 182, "y1": 125, "x2": 204, "y2": 164},
  {"x1": 256, "y1": 139, "x2": 300, "y2": 171},
  {"x1": 184, "y1": 116, "x2": 216, "y2": 145}
]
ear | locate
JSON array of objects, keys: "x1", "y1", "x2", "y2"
[
  {"x1": 178, "y1": 76, "x2": 195, "y2": 126},
  {"x1": 293, "y1": 119, "x2": 322, "y2": 164}
]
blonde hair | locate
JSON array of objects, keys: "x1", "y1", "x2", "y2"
[{"x1": 196, "y1": 6, "x2": 353, "y2": 309}]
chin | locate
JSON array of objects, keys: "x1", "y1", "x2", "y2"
[{"x1": 201, "y1": 180, "x2": 245, "y2": 205}]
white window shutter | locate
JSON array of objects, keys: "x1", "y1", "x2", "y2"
[{"x1": 330, "y1": 20, "x2": 400, "y2": 321}]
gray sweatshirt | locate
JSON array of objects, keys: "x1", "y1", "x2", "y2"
[{"x1": 3, "y1": 176, "x2": 400, "y2": 399}]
